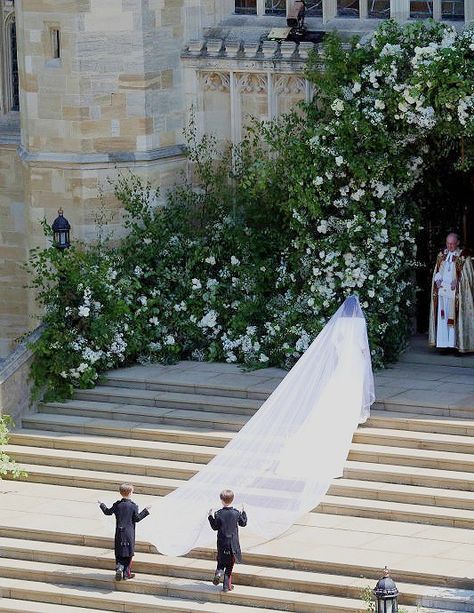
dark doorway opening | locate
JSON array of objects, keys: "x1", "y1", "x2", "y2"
[{"x1": 414, "y1": 142, "x2": 473, "y2": 333}]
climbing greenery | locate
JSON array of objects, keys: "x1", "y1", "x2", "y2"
[{"x1": 27, "y1": 20, "x2": 474, "y2": 399}]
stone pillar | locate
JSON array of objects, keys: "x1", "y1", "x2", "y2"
[
  {"x1": 323, "y1": 0, "x2": 337, "y2": 22},
  {"x1": 390, "y1": 0, "x2": 410, "y2": 21},
  {"x1": 360, "y1": 0, "x2": 369, "y2": 18},
  {"x1": 466, "y1": 0, "x2": 474, "y2": 23},
  {"x1": 257, "y1": 0, "x2": 266, "y2": 16},
  {"x1": 432, "y1": 0, "x2": 441, "y2": 20}
]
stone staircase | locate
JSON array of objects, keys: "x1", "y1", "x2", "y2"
[{"x1": 1, "y1": 355, "x2": 474, "y2": 612}]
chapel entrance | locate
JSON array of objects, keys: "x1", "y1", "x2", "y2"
[{"x1": 414, "y1": 145, "x2": 474, "y2": 333}]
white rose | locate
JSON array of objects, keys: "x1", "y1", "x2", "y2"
[
  {"x1": 375, "y1": 99, "x2": 385, "y2": 110},
  {"x1": 313, "y1": 176, "x2": 324, "y2": 186},
  {"x1": 335, "y1": 156, "x2": 344, "y2": 167},
  {"x1": 230, "y1": 256, "x2": 240, "y2": 266},
  {"x1": 191, "y1": 278, "x2": 202, "y2": 290}
]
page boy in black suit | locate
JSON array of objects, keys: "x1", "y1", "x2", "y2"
[
  {"x1": 208, "y1": 489, "x2": 248, "y2": 592},
  {"x1": 99, "y1": 483, "x2": 151, "y2": 581}
]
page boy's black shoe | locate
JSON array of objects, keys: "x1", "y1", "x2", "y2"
[
  {"x1": 115, "y1": 564, "x2": 124, "y2": 581},
  {"x1": 212, "y1": 570, "x2": 223, "y2": 585},
  {"x1": 123, "y1": 573, "x2": 135, "y2": 580}
]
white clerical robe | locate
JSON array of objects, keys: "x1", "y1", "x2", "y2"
[{"x1": 434, "y1": 252, "x2": 456, "y2": 348}]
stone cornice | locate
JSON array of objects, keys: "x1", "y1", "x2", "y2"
[{"x1": 18, "y1": 144, "x2": 187, "y2": 168}]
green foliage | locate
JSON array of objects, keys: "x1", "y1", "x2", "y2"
[
  {"x1": 0, "y1": 416, "x2": 26, "y2": 480},
  {"x1": 25, "y1": 20, "x2": 474, "y2": 399}
]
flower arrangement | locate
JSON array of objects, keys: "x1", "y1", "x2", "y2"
[{"x1": 26, "y1": 20, "x2": 474, "y2": 400}]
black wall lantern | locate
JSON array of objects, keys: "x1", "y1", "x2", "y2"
[
  {"x1": 373, "y1": 566, "x2": 399, "y2": 613},
  {"x1": 52, "y1": 208, "x2": 71, "y2": 249}
]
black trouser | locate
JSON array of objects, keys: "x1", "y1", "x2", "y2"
[
  {"x1": 216, "y1": 549, "x2": 235, "y2": 590},
  {"x1": 116, "y1": 555, "x2": 132, "y2": 577}
]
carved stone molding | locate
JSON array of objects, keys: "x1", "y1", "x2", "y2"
[
  {"x1": 199, "y1": 71, "x2": 230, "y2": 93},
  {"x1": 235, "y1": 73, "x2": 267, "y2": 94},
  {"x1": 273, "y1": 74, "x2": 306, "y2": 96}
]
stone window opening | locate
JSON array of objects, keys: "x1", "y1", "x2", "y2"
[
  {"x1": 50, "y1": 27, "x2": 61, "y2": 59},
  {"x1": 2, "y1": 12, "x2": 19, "y2": 112}
]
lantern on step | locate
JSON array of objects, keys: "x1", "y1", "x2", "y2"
[
  {"x1": 373, "y1": 566, "x2": 399, "y2": 613},
  {"x1": 52, "y1": 208, "x2": 71, "y2": 249}
]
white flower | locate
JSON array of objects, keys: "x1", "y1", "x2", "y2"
[
  {"x1": 143, "y1": 238, "x2": 152, "y2": 245},
  {"x1": 335, "y1": 156, "x2": 344, "y2": 167},
  {"x1": 134, "y1": 266, "x2": 143, "y2": 277},
  {"x1": 352, "y1": 81, "x2": 361, "y2": 94},
  {"x1": 164, "y1": 335, "x2": 175, "y2": 345},
  {"x1": 313, "y1": 176, "x2": 324, "y2": 186},
  {"x1": 317, "y1": 220, "x2": 328, "y2": 234},
  {"x1": 77, "y1": 362, "x2": 88, "y2": 373},
  {"x1": 331, "y1": 98, "x2": 344, "y2": 115},
  {"x1": 206, "y1": 278, "x2": 218, "y2": 289},
  {"x1": 199, "y1": 310, "x2": 218, "y2": 329},
  {"x1": 78, "y1": 305, "x2": 90, "y2": 318},
  {"x1": 205, "y1": 255, "x2": 216, "y2": 265},
  {"x1": 191, "y1": 278, "x2": 202, "y2": 290},
  {"x1": 259, "y1": 353, "x2": 269, "y2": 363},
  {"x1": 374, "y1": 99, "x2": 385, "y2": 110},
  {"x1": 230, "y1": 256, "x2": 240, "y2": 266},
  {"x1": 138, "y1": 296, "x2": 147, "y2": 306},
  {"x1": 149, "y1": 316, "x2": 159, "y2": 326},
  {"x1": 368, "y1": 290, "x2": 375, "y2": 298}
]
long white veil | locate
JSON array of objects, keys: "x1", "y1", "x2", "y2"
[{"x1": 141, "y1": 295, "x2": 374, "y2": 555}]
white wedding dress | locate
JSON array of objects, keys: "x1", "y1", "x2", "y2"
[{"x1": 140, "y1": 295, "x2": 375, "y2": 555}]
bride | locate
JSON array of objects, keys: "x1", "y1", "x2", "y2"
[{"x1": 140, "y1": 294, "x2": 375, "y2": 555}]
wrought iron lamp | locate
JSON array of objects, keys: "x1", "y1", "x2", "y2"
[
  {"x1": 373, "y1": 566, "x2": 399, "y2": 613},
  {"x1": 52, "y1": 208, "x2": 71, "y2": 249}
]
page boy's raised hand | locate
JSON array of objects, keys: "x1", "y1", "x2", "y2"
[{"x1": 208, "y1": 508, "x2": 213, "y2": 516}]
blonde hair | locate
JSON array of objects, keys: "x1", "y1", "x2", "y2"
[
  {"x1": 119, "y1": 483, "x2": 134, "y2": 497},
  {"x1": 220, "y1": 489, "x2": 234, "y2": 505}
]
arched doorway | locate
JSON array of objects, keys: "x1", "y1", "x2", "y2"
[{"x1": 414, "y1": 141, "x2": 474, "y2": 332}]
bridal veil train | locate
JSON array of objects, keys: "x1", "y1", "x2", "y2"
[{"x1": 140, "y1": 295, "x2": 375, "y2": 555}]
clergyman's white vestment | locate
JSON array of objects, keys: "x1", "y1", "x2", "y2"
[{"x1": 435, "y1": 252, "x2": 456, "y2": 348}]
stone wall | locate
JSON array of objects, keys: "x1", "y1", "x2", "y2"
[{"x1": 0, "y1": 142, "x2": 28, "y2": 357}]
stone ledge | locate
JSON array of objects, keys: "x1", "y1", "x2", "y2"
[
  {"x1": 18, "y1": 144, "x2": 187, "y2": 167},
  {"x1": 0, "y1": 326, "x2": 42, "y2": 422}
]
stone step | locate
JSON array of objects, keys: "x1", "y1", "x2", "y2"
[
  {"x1": 1, "y1": 537, "x2": 472, "y2": 611},
  {"x1": 74, "y1": 387, "x2": 262, "y2": 416},
  {"x1": 373, "y1": 396, "x2": 474, "y2": 419},
  {"x1": 4, "y1": 445, "x2": 203, "y2": 479},
  {"x1": 21, "y1": 413, "x2": 231, "y2": 447},
  {"x1": 318, "y1": 496, "x2": 474, "y2": 529},
  {"x1": 11, "y1": 427, "x2": 474, "y2": 493},
  {"x1": 9, "y1": 457, "x2": 474, "y2": 520},
  {"x1": 0, "y1": 578, "x2": 286, "y2": 613},
  {"x1": 28, "y1": 407, "x2": 474, "y2": 447},
  {"x1": 5, "y1": 463, "x2": 181, "y2": 496},
  {"x1": 0, "y1": 600, "x2": 99, "y2": 613},
  {"x1": 2, "y1": 518, "x2": 473, "y2": 592},
  {"x1": 344, "y1": 460, "x2": 474, "y2": 492},
  {"x1": 9, "y1": 429, "x2": 217, "y2": 462},
  {"x1": 348, "y1": 442, "x2": 474, "y2": 472},
  {"x1": 39, "y1": 400, "x2": 246, "y2": 432},
  {"x1": 332, "y1": 478, "x2": 474, "y2": 511},
  {"x1": 0, "y1": 559, "x2": 425, "y2": 613},
  {"x1": 367, "y1": 412, "x2": 474, "y2": 437},
  {"x1": 104, "y1": 371, "x2": 272, "y2": 401},
  {"x1": 354, "y1": 426, "x2": 474, "y2": 453},
  {"x1": 14, "y1": 427, "x2": 474, "y2": 478}
]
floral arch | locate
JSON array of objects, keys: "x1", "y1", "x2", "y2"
[{"x1": 28, "y1": 20, "x2": 474, "y2": 399}]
